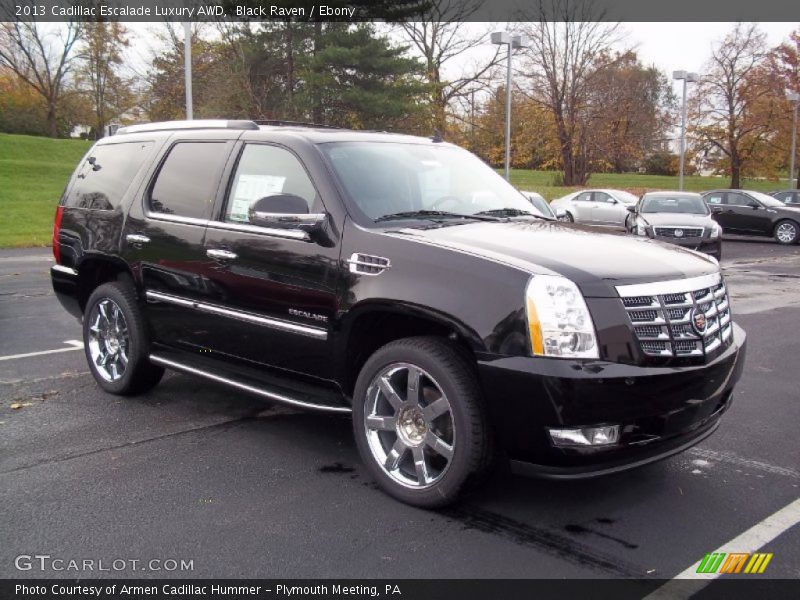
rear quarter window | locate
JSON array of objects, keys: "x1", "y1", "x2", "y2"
[{"x1": 65, "y1": 142, "x2": 154, "y2": 210}]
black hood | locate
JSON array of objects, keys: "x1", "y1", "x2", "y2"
[
  {"x1": 637, "y1": 212, "x2": 716, "y2": 228},
  {"x1": 390, "y1": 220, "x2": 719, "y2": 297}
]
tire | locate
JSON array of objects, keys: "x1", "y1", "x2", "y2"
[
  {"x1": 83, "y1": 281, "x2": 164, "y2": 395},
  {"x1": 774, "y1": 220, "x2": 799, "y2": 245},
  {"x1": 564, "y1": 211, "x2": 575, "y2": 223},
  {"x1": 352, "y1": 337, "x2": 492, "y2": 508}
]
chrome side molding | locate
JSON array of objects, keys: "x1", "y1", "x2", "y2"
[
  {"x1": 149, "y1": 354, "x2": 351, "y2": 414},
  {"x1": 145, "y1": 290, "x2": 327, "y2": 339}
]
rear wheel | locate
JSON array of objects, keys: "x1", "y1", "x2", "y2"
[
  {"x1": 352, "y1": 337, "x2": 492, "y2": 508},
  {"x1": 83, "y1": 281, "x2": 164, "y2": 395},
  {"x1": 774, "y1": 220, "x2": 799, "y2": 245}
]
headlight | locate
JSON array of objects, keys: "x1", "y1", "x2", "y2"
[
  {"x1": 525, "y1": 275, "x2": 599, "y2": 359},
  {"x1": 710, "y1": 223, "x2": 722, "y2": 239},
  {"x1": 635, "y1": 220, "x2": 648, "y2": 236}
]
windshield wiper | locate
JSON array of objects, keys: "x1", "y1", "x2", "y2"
[
  {"x1": 375, "y1": 210, "x2": 502, "y2": 223},
  {"x1": 474, "y1": 208, "x2": 544, "y2": 219}
]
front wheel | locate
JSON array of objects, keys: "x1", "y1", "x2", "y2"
[
  {"x1": 352, "y1": 337, "x2": 492, "y2": 508},
  {"x1": 83, "y1": 281, "x2": 164, "y2": 395},
  {"x1": 774, "y1": 220, "x2": 799, "y2": 245},
  {"x1": 563, "y1": 211, "x2": 575, "y2": 223}
]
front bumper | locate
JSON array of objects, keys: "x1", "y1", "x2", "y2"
[
  {"x1": 477, "y1": 323, "x2": 746, "y2": 477},
  {"x1": 653, "y1": 235, "x2": 721, "y2": 258}
]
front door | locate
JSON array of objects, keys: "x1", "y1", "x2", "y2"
[
  {"x1": 591, "y1": 192, "x2": 622, "y2": 225},
  {"x1": 725, "y1": 192, "x2": 772, "y2": 234},
  {"x1": 200, "y1": 143, "x2": 342, "y2": 380}
]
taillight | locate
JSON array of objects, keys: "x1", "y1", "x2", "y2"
[{"x1": 52, "y1": 205, "x2": 64, "y2": 264}]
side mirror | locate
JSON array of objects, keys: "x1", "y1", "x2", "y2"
[
  {"x1": 749, "y1": 203, "x2": 760, "y2": 210},
  {"x1": 626, "y1": 205, "x2": 636, "y2": 213},
  {"x1": 711, "y1": 206, "x2": 723, "y2": 214},
  {"x1": 248, "y1": 194, "x2": 326, "y2": 234}
]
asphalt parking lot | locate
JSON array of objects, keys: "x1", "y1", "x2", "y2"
[{"x1": 1, "y1": 237, "x2": 799, "y2": 583}]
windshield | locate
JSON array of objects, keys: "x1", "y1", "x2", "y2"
[
  {"x1": 320, "y1": 142, "x2": 542, "y2": 222},
  {"x1": 640, "y1": 194, "x2": 709, "y2": 215},
  {"x1": 615, "y1": 191, "x2": 640, "y2": 204},
  {"x1": 748, "y1": 190, "x2": 788, "y2": 208},
  {"x1": 525, "y1": 193, "x2": 554, "y2": 217}
]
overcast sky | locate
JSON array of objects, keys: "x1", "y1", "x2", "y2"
[{"x1": 120, "y1": 21, "x2": 798, "y2": 101}]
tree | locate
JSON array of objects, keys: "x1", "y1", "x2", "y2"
[
  {"x1": 399, "y1": 0, "x2": 503, "y2": 135},
  {"x1": 585, "y1": 51, "x2": 674, "y2": 173},
  {"x1": 520, "y1": 0, "x2": 623, "y2": 185},
  {"x1": 0, "y1": 21, "x2": 82, "y2": 137},
  {"x1": 78, "y1": 22, "x2": 132, "y2": 138},
  {"x1": 690, "y1": 24, "x2": 778, "y2": 188},
  {"x1": 769, "y1": 29, "x2": 800, "y2": 187}
]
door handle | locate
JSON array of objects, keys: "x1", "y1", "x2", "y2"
[
  {"x1": 126, "y1": 234, "x2": 151, "y2": 244},
  {"x1": 206, "y1": 248, "x2": 238, "y2": 261}
]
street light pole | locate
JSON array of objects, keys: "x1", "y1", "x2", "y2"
[
  {"x1": 183, "y1": 22, "x2": 193, "y2": 120},
  {"x1": 673, "y1": 71, "x2": 699, "y2": 191},
  {"x1": 492, "y1": 32, "x2": 527, "y2": 181},
  {"x1": 788, "y1": 91, "x2": 799, "y2": 190}
]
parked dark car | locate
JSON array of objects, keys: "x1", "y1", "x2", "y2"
[
  {"x1": 702, "y1": 189, "x2": 800, "y2": 245},
  {"x1": 625, "y1": 192, "x2": 722, "y2": 260},
  {"x1": 769, "y1": 190, "x2": 800, "y2": 205},
  {"x1": 51, "y1": 120, "x2": 746, "y2": 508}
]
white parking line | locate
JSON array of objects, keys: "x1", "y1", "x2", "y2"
[
  {"x1": 0, "y1": 340, "x2": 84, "y2": 362},
  {"x1": 689, "y1": 447, "x2": 800, "y2": 479},
  {"x1": 645, "y1": 496, "x2": 800, "y2": 599}
]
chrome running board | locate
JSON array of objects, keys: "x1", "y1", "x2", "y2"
[{"x1": 149, "y1": 353, "x2": 351, "y2": 414}]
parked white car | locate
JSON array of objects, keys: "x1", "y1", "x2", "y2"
[{"x1": 550, "y1": 189, "x2": 639, "y2": 226}]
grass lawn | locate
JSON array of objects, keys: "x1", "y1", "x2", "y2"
[
  {"x1": 0, "y1": 133, "x2": 90, "y2": 247},
  {"x1": 0, "y1": 132, "x2": 785, "y2": 247},
  {"x1": 506, "y1": 170, "x2": 781, "y2": 200}
]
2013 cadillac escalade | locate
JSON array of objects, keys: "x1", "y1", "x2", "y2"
[{"x1": 51, "y1": 120, "x2": 746, "y2": 507}]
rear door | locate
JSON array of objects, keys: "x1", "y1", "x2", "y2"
[
  {"x1": 591, "y1": 191, "x2": 623, "y2": 225},
  {"x1": 200, "y1": 142, "x2": 342, "y2": 379},
  {"x1": 571, "y1": 191, "x2": 594, "y2": 222},
  {"x1": 122, "y1": 137, "x2": 235, "y2": 351}
]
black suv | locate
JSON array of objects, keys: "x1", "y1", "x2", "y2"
[{"x1": 51, "y1": 120, "x2": 746, "y2": 507}]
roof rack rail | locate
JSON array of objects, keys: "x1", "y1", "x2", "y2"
[
  {"x1": 254, "y1": 120, "x2": 344, "y2": 130},
  {"x1": 115, "y1": 120, "x2": 259, "y2": 135}
]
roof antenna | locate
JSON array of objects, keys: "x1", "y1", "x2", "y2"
[{"x1": 431, "y1": 129, "x2": 443, "y2": 143}]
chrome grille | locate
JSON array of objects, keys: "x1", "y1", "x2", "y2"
[
  {"x1": 653, "y1": 227, "x2": 704, "y2": 238},
  {"x1": 617, "y1": 273, "x2": 733, "y2": 358}
]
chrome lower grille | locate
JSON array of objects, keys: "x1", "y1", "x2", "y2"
[
  {"x1": 617, "y1": 273, "x2": 732, "y2": 358},
  {"x1": 654, "y1": 226, "x2": 704, "y2": 238}
]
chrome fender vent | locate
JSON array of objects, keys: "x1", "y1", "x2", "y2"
[{"x1": 347, "y1": 253, "x2": 391, "y2": 276}]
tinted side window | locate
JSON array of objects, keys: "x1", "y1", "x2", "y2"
[
  {"x1": 594, "y1": 192, "x2": 613, "y2": 203},
  {"x1": 66, "y1": 142, "x2": 154, "y2": 210},
  {"x1": 149, "y1": 142, "x2": 230, "y2": 219},
  {"x1": 726, "y1": 193, "x2": 754, "y2": 207},
  {"x1": 575, "y1": 192, "x2": 592, "y2": 202},
  {"x1": 705, "y1": 193, "x2": 723, "y2": 205},
  {"x1": 224, "y1": 144, "x2": 319, "y2": 224}
]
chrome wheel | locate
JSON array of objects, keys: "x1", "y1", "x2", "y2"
[
  {"x1": 87, "y1": 298, "x2": 129, "y2": 382},
  {"x1": 776, "y1": 222, "x2": 797, "y2": 243},
  {"x1": 364, "y1": 363, "x2": 455, "y2": 489}
]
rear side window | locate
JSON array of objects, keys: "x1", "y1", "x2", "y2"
[
  {"x1": 65, "y1": 142, "x2": 154, "y2": 210},
  {"x1": 149, "y1": 142, "x2": 230, "y2": 220},
  {"x1": 705, "y1": 194, "x2": 723, "y2": 205}
]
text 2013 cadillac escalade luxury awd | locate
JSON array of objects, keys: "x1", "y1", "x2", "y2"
[{"x1": 51, "y1": 120, "x2": 746, "y2": 507}]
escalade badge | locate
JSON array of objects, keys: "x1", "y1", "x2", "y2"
[
  {"x1": 674, "y1": 229, "x2": 684, "y2": 238},
  {"x1": 692, "y1": 310, "x2": 707, "y2": 335}
]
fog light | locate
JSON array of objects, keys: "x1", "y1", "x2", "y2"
[{"x1": 548, "y1": 425, "x2": 620, "y2": 447}]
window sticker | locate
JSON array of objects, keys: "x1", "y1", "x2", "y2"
[{"x1": 229, "y1": 174, "x2": 286, "y2": 222}]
